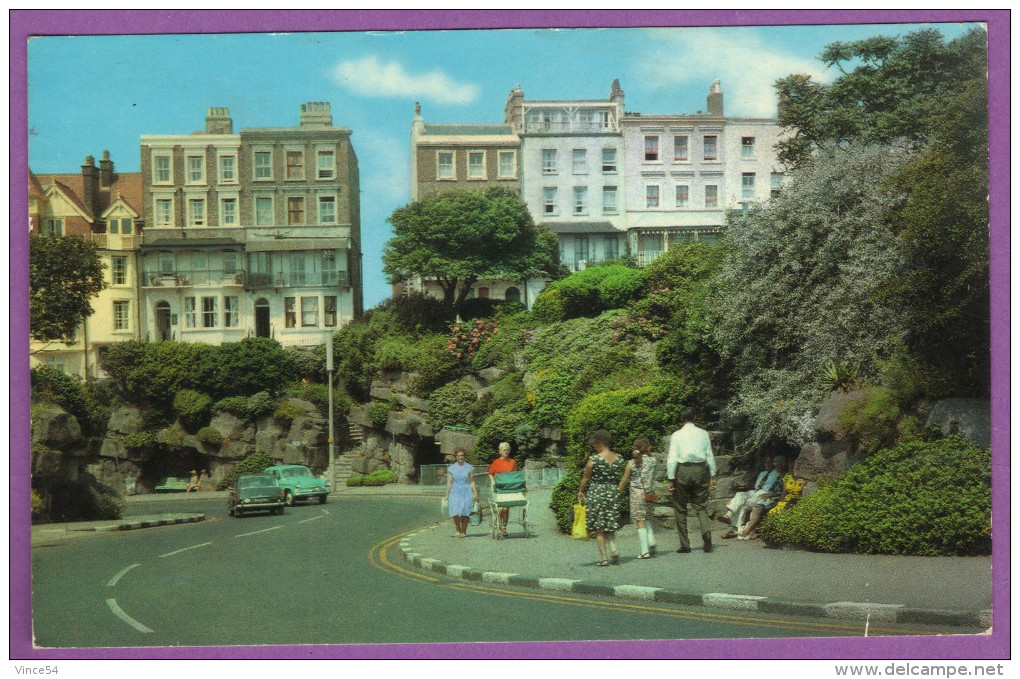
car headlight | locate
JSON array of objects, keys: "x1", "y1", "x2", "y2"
[{"x1": 243, "y1": 498, "x2": 251, "y2": 504}]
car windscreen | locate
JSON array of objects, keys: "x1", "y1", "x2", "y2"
[
  {"x1": 281, "y1": 467, "x2": 313, "y2": 478},
  {"x1": 240, "y1": 476, "x2": 275, "y2": 488}
]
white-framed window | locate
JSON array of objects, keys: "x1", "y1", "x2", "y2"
[
  {"x1": 468, "y1": 151, "x2": 485, "y2": 179},
  {"x1": 109, "y1": 217, "x2": 133, "y2": 235},
  {"x1": 222, "y1": 250, "x2": 238, "y2": 275},
  {"x1": 255, "y1": 196, "x2": 274, "y2": 226},
  {"x1": 301, "y1": 296, "x2": 319, "y2": 327},
  {"x1": 224, "y1": 296, "x2": 239, "y2": 328},
  {"x1": 676, "y1": 184, "x2": 690, "y2": 208},
  {"x1": 602, "y1": 186, "x2": 617, "y2": 214},
  {"x1": 113, "y1": 300, "x2": 130, "y2": 331},
  {"x1": 703, "y1": 135, "x2": 718, "y2": 161},
  {"x1": 572, "y1": 148, "x2": 587, "y2": 174},
  {"x1": 497, "y1": 150, "x2": 516, "y2": 178},
  {"x1": 153, "y1": 154, "x2": 172, "y2": 184},
  {"x1": 771, "y1": 172, "x2": 784, "y2": 198},
  {"x1": 646, "y1": 185, "x2": 660, "y2": 208},
  {"x1": 184, "y1": 297, "x2": 196, "y2": 328},
  {"x1": 218, "y1": 155, "x2": 237, "y2": 183},
  {"x1": 254, "y1": 150, "x2": 273, "y2": 180},
  {"x1": 741, "y1": 137, "x2": 756, "y2": 159},
  {"x1": 40, "y1": 219, "x2": 63, "y2": 237},
  {"x1": 644, "y1": 136, "x2": 659, "y2": 161},
  {"x1": 287, "y1": 196, "x2": 305, "y2": 225},
  {"x1": 574, "y1": 237, "x2": 590, "y2": 265},
  {"x1": 285, "y1": 150, "x2": 305, "y2": 180},
  {"x1": 201, "y1": 296, "x2": 218, "y2": 328},
  {"x1": 542, "y1": 148, "x2": 557, "y2": 174},
  {"x1": 573, "y1": 186, "x2": 587, "y2": 215},
  {"x1": 604, "y1": 236, "x2": 620, "y2": 260},
  {"x1": 543, "y1": 187, "x2": 557, "y2": 215},
  {"x1": 674, "y1": 135, "x2": 689, "y2": 161},
  {"x1": 112, "y1": 256, "x2": 128, "y2": 285},
  {"x1": 284, "y1": 297, "x2": 296, "y2": 328},
  {"x1": 317, "y1": 150, "x2": 336, "y2": 179},
  {"x1": 186, "y1": 155, "x2": 205, "y2": 184},
  {"x1": 324, "y1": 296, "x2": 337, "y2": 327},
  {"x1": 742, "y1": 173, "x2": 756, "y2": 200},
  {"x1": 187, "y1": 198, "x2": 206, "y2": 226},
  {"x1": 602, "y1": 147, "x2": 617, "y2": 173},
  {"x1": 437, "y1": 151, "x2": 455, "y2": 179},
  {"x1": 44, "y1": 355, "x2": 66, "y2": 373},
  {"x1": 155, "y1": 198, "x2": 173, "y2": 226},
  {"x1": 290, "y1": 252, "x2": 307, "y2": 285},
  {"x1": 322, "y1": 250, "x2": 337, "y2": 285},
  {"x1": 318, "y1": 195, "x2": 336, "y2": 224},
  {"x1": 220, "y1": 198, "x2": 238, "y2": 226},
  {"x1": 705, "y1": 184, "x2": 719, "y2": 207}
]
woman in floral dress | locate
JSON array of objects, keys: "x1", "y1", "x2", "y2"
[
  {"x1": 577, "y1": 429, "x2": 625, "y2": 566},
  {"x1": 618, "y1": 437, "x2": 658, "y2": 559}
]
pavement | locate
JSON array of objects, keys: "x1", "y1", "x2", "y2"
[{"x1": 29, "y1": 485, "x2": 993, "y2": 629}]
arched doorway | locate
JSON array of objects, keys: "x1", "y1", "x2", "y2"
[
  {"x1": 505, "y1": 287, "x2": 521, "y2": 303},
  {"x1": 254, "y1": 298, "x2": 271, "y2": 338},
  {"x1": 155, "y1": 301, "x2": 171, "y2": 341}
]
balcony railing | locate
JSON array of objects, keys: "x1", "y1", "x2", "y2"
[
  {"x1": 143, "y1": 270, "x2": 245, "y2": 288},
  {"x1": 245, "y1": 271, "x2": 350, "y2": 289},
  {"x1": 558, "y1": 254, "x2": 617, "y2": 272}
]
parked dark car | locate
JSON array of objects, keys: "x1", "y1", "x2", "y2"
[
  {"x1": 228, "y1": 474, "x2": 285, "y2": 517},
  {"x1": 264, "y1": 464, "x2": 329, "y2": 506}
]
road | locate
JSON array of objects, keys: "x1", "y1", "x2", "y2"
[{"x1": 30, "y1": 495, "x2": 970, "y2": 649}]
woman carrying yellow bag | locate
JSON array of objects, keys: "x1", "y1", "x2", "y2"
[{"x1": 571, "y1": 502, "x2": 588, "y2": 540}]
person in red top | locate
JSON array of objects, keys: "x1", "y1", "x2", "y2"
[{"x1": 488, "y1": 442, "x2": 518, "y2": 536}]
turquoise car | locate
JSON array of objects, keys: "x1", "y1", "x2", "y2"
[{"x1": 264, "y1": 464, "x2": 329, "y2": 506}]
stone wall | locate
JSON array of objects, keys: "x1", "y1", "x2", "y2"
[{"x1": 31, "y1": 397, "x2": 334, "y2": 495}]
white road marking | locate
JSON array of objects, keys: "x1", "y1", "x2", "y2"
[
  {"x1": 106, "y1": 598, "x2": 154, "y2": 633},
  {"x1": 235, "y1": 525, "x2": 284, "y2": 538},
  {"x1": 159, "y1": 542, "x2": 213, "y2": 558},
  {"x1": 298, "y1": 515, "x2": 326, "y2": 524},
  {"x1": 107, "y1": 563, "x2": 140, "y2": 587}
]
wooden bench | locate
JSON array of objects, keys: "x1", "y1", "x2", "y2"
[{"x1": 154, "y1": 477, "x2": 192, "y2": 493}]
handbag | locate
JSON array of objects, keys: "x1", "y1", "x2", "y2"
[
  {"x1": 469, "y1": 501, "x2": 482, "y2": 525},
  {"x1": 644, "y1": 492, "x2": 660, "y2": 504},
  {"x1": 570, "y1": 503, "x2": 588, "y2": 540}
]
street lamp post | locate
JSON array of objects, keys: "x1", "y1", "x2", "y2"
[{"x1": 325, "y1": 332, "x2": 335, "y2": 490}]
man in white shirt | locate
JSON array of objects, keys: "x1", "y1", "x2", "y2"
[{"x1": 666, "y1": 408, "x2": 717, "y2": 553}]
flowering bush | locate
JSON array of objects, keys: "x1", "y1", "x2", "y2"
[
  {"x1": 610, "y1": 314, "x2": 668, "y2": 343},
  {"x1": 447, "y1": 320, "x2": 499, "y2": 360}
]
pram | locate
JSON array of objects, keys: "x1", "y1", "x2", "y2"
[{"x1": 488, "y1": 471, "x2": 529, "y2": 539}]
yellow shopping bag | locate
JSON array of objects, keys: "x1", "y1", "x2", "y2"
[{"x1": 571, "y1": 503, "x2": 588, "y2": 540}]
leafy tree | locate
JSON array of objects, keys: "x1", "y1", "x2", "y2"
[
  {"x1": 775, "y1": 28, "x2": 987, "y2": 168},
  {"x1": 214, "y1": 337, "x2": 297, "y2": 397},
  {"x1": 383, "y1": 187, "x2": 562, "y2": 313},
  {"x1": 713, "y1": 143, "x2": 909, "y2": 448},
  {"x1": 29, "y1": 235, "x2": 107, "y2": 341}
]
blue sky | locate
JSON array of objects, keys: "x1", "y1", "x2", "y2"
[{"x1": 26, "y1": 21, "x2": 980, "y2": 309}]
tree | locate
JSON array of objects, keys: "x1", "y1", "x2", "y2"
[
  {"x1": 383, "y1": 187, "x2": 562, "y2": 313},
  {"x1": 775, "y1": 28, "x2": 987, "y2": 168},
  {"x1": 712, "y1": 143, "x2": 910, "y2": 448},
  {"x1": 29, "y1": 235, "x2": 107, "y2": 341}
]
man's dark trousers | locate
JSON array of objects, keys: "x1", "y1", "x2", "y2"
[{"x1": 670, "y1": 462, "x2": 712, "y2": 551}]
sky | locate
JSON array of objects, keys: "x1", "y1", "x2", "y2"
[{"x1": 26, "y1": 18, "x2": 981, "y2": 310}]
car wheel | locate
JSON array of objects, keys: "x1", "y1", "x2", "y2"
[
  {"x1": 228, "y1": 505, "x2": 234, "y2": 517},
  {"x1": 284, "y1": 490, "x2": 295, "y2": 507},
  {"x1": 235, "y1": 508, "x2": 243, "y2": 517},
  {"x1": 318, "y1": 494, "x2": 327, "y2": 505}
]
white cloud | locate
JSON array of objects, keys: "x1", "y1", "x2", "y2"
[
  {"x1": 640, "y1": 28, "x2": 831, "y2": 118},
  {"x1": 333, "y1": 55, "x2": 479, "y2": 105}
]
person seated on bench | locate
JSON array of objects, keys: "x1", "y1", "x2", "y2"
[
  {"x1": 185, "y1": 469, "x2": 199, "y2": 493},
  {"x1": 719, "y1": 455, "x2": 773, "y2": 539},
  {"x1": 197, "y1": 469, "x2": 209, "y2": 491},
  {"x1": 739, "y1": 456, "x2": 786, "y2": 540}
]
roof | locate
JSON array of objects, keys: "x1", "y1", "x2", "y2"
[
  {"x1": 422, "y1": 123, "x2": 515, "y2": 136},
  {"x1": 540, "y1": 221, "x2": 622, "y2": 234},
  {"x1": 30, "y1": 170, "x2": 143, "y2": 220}
]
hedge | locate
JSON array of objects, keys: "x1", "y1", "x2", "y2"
[{"x1": 759, "y1": 436, "x2": 991, "y2": 555}]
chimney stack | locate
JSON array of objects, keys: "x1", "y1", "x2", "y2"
[
  {"x1": 99, "y1": 149, "x2": 114, "y2": 188},
  {"x1": 777, "y1": 92, "x2": 790, "y2": 119},
  {"x1": 205, "y1": 107, "x2": 233, "y2": 134},
  {"x1": 81, "y1": 155, "x2": 98, "y2": 213},
  {"x1": 504, "y1": 84, "x2": 524, "y2": 130},
  {"x1": 610, "y1": 78, "x2": 625, "y2": 108},
  {"x1": 707, "y1": 80, "x2": 724, "y2": 117},
  {"x1": 299, "y1": 102, "x2": 333, "y2": 127}
]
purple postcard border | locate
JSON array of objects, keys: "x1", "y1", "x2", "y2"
[{"x1": 9, "y1": 9, "x2": 1010, "y2": 661}]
